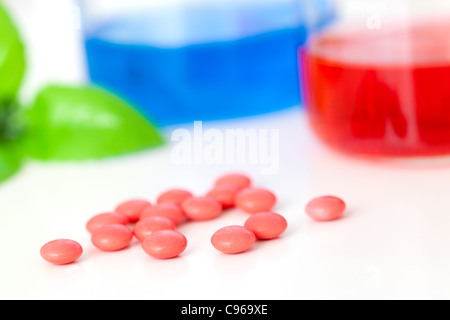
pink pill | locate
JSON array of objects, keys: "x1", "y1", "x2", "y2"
[
  {"x1": 235, "y1": 187, "x2": 277, "y2": 214},
  {"x1": 141, "y1": 230, "x2": 187, "y2": 259},
  {"x1": 206, "y1": 184, "x2": 241, "y2": 208},
  {"x1": 40, "y1": 239, "x2": 83, "y2": 265},
  {"x1": 133, "y1": 216, "x2": 176, "y2": 241},
  {"x1": 181, "y1": 196, "x2": 223, "y2": 221},
  {"x1": 156, "y1": 189, "x2": 193, "y2": 206},
  {"x1": 91, "y1": 224, "x2": 134, "y2": 251},
  {"x1": 115, "y1": 199, "x2": 152, "y2": 223},
  {"x1": 86, "y1": 212, "x2": 129, "y2": 233},
  {"x1": 140, "y1": 203, "x2": 185, "y2": 225},
  {"x1": 211, "y1": 225, "x2": 256, "y2": 254},
  {"x1": 244, "y1": 212, "x2": 288, "y2": 239},
  {"x1": 305, "y1": 196, "x2": 346, "y2": 221},
  {"x1": 215, "y1": 173, "x2": 252, "y2": 190}
]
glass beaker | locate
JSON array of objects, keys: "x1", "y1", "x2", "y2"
[
  {"x1": 301, "y1": 0, "x2": 450, "y2": 157},
  {"x1": 79, "y1": 0, "x2": 335, "y2": 126}
]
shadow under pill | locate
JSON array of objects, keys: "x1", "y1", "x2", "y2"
[
  {"x1": 212, "y1": 249, "x2": 259, "y2": 275},
  {"x1": 341, "y1": 207, "x2": 356, "y2": 220},
  {"x1": 140, "y1": 254, "x2": 190, "y2": 280},
  {"x1": 255, "y1": 237, "x2": 289, "y2": 258}
]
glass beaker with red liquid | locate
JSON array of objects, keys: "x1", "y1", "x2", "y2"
[{"x1": 301, "y1": 0, "x2": 450, "y2": 157}]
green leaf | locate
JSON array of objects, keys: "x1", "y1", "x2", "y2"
[
  {"x1": 0, "y1": 142, "x2": 21, "y2": 183},
  {"x1": 22, "y1": 84, "x2": 165, "y2": 161},
  {"x1": 0, "y1": 2, "x2": 26, "y2": 105},
  {"x1": 0, "y1": 3, "x2": 26, "y2": 184}
]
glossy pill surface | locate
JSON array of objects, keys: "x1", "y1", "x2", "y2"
[
  {"x1": 140, "y1": 203, "x2": 185, "y2": 225},
  {"x1": 235, "y1": 187, "x2": 277, "y2": 214},
  {"x1": 40, "y1": 239, "x2": 83, "y2": 265},
  {"x1": 181, "y1": 196, "x2": 223, "y2": 221},
  {"x1": 142, "y1": 230, "x2": 187, "y2": 259},
  {"x1": 206, "y1": 184, "x2": 241, "y2": 208},
  {"x1": 244, "y1": 212, "x2": 288, "y2": 239},
  {"x1": 305, "y1": 196, "x2": 346, "y2": 221},
  {"x1": 133, "y1": 216, "x2": 176, "y2": 241},
  {"x1": 156, "y1": 189, "x2": 193, "y2": 206},
  {"x1": 211, "y1": 225, "x2": 256, "y2": 254},
  {"x1": 91, "y1": 224, "x2": 134, "y2": 251},
  {"x1": 86, "y1": 212, "x2": 129, "y2": 233},
  {"x1": 115, "y1": 199, "x2": 152, "y2": 223},
  {"x1": 215, "y1": 173, "x2": 252, "y2": 190}
]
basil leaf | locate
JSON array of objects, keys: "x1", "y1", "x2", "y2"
[
  {"x1": 0, "y1": 3, "x2": 26, "y2": 106},
  {"x1": 22, "y1": 85, "x2": 165, "y2": 160}
]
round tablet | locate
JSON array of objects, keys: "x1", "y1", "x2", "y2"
[
  {"x1": 86, "y1": 212, "x2": 129, "y2": 233},
  {"x1": 91, "y1": 224, "x2": 134, "y2": 251},
  {"x1": 115, "y1": 199, "x2": 152, "y2": 223},
  {"x1": 244, "y1": 212, "x2": 288, "y2": 239},
  {"x1": 211, "y1": 225, "x2": 256, "y2": 254},
  {"x1": 156, "y1": 189, "x2": 193, "y2": 206},
  {"x1": 235, "y1": 187, "x2": 277, "y2": 214},
  {"x1": 181, "y1": 196, "x2": 223, "y2": 221},
  {"x1": 40, "y1": 239, "x2": 83, "y2": 265},
  {"x1": 133, "y1": 216, "x2": 176, "y2": 241},
  {"x1": 140, "y1": 203, "x2": 185, "y2": 225},
  {"x1": 215, "y1": 173, "x2": 252, "y2": 190},
  {"x1": 206, "y1": 184, "x2": 241, "y2": 208},
  {"x1": 142, "y1": 230, "x2": 187, "y2": 259},
  {"x1": 305, "y1": 196, "x2": 346, "y2": 221}
]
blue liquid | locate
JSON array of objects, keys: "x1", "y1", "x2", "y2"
[{"x1": 85, "y1": 26, "x2": 306, "y2": 126}]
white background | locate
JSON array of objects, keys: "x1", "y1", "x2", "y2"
[{"x1": 1, "y1": 0, "x2": 450, "y2": 300}]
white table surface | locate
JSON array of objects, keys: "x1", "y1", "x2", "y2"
[{"x1": 2, "y1": 0, "x2": 450, "y2": 300}]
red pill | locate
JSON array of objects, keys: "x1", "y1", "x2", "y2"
[
  {"x1": 156, "y1": 189, "x2": 193, "y2": 206},
  {"x1": 181, "y1": 196, "x2": 223, "y2": 221},
  {"x1": 133, "y1": 216, "x2": 176, "y2": 241},
  {"x1": 244, "y1": 212, "x2": 288, "y2": 239},
  {"x1": 215, "y1": 173, "x2": 252, "y2": 190},
  {"x1": 86, "y1": 212, "x2": 129, "y2": 233},
  {"x1": 40, "y1": 239, "x2": 83, "y2": 265},
  {"x1": 235, "y1": 187, "x2": 277, "y2": 214},
  {"x1": 141, "y1": 230, "x2": 187, "y2": 259},
  {"x1": 206, "y1": 184, "x2": 241, "y2": 208},
  {"x1": 91, "y1": 224, "x2": 134, "y2": 251},
  {"x1": 305, "y1": 196, "x2": 346, "y2": 222},
  {"x1": 140, "y1": 203, "x2": 185, "y2": 225},
  {"x1": 211, "y1": 225, "x2": 256, "y2": 254},
  {"x1": 115, "y1": 199, "x2": 152, "y2": 223}
]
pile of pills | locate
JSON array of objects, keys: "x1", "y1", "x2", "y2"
[{"x1": 40, "y1": 173, "x2": 346, "y2": 265}]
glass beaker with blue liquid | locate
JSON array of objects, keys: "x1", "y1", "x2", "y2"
[{"x1": 80, "y1": 0, "x2": 334, "y2": 126}]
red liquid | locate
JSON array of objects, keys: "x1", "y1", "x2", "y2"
[{"x1": 301, "y1": 21, "x2": 450, "y2": 156}]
